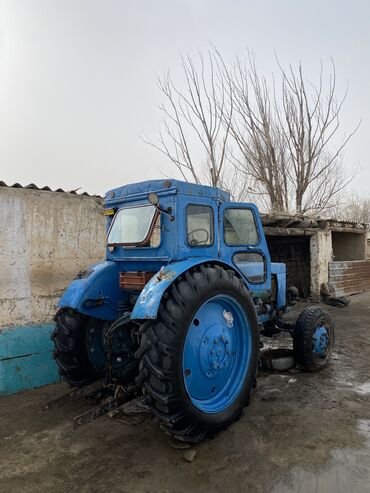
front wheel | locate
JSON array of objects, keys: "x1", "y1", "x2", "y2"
[
  {"x1": 136, "y1": 265, "x2": 259, "y2": 443},
  {"x1": 293, "y1": 306, "x2": 334, "y2": 371}
]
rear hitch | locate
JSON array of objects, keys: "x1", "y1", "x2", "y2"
[
  {"x1": 44, "y1": 381, "x2": 141, "y2": 429},
  {"x1": 72, "y1": 384, "x2": 140, "y2": 429}
]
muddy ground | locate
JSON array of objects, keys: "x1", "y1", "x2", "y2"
[{"x1": 1, "y1": 293, "x2": 370, "y2": 493}]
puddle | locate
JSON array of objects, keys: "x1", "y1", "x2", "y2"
[{"x1": 273, "y1": 420, "x2": 370, "y2": 493}]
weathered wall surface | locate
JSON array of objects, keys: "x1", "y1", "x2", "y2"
[
  {"x1": 310, "y1": 231, "x2": 333, "y2": 298},
  {"x1": 329, "y1": 260, "x2": 370, "y2": 297},
  {"x1": 0, "y1": 187, "x2": 105, "y2": 328},
  {"x1": 332, "y1": 231, "x2": 367, "y2": 261}
]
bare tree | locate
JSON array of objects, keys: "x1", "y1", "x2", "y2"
[
  {"x1": 146, "y1": 48, "x2": 359, "y2": 214},
  {"x1": 229, "y1": 55, "x2": 358, "y2": 213},
  {"x1": 229, "y1": 54, "x2": 291, "y2": 211},
  {"x1": 334, "y1": 192, "x2": 370, "y2": 223},
  {"x1": 143, "y1": 50, "x2": 233, "y2": 189},
  {"x1": 278, "y1": 60, "x2": 359, "y2": 213}
]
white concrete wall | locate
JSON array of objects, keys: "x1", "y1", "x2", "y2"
[
  {"x1": 310, "y1": 231, "x2": 333, "y2": 298},
  {"x1": 0, "y1": 187, "x2": 105, "y2": 328},
  {"x1": 332, "y1": 231, "x2": 368, "y2": 261}
]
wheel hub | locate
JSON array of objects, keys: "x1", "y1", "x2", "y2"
[
  {"x1": 312, "y1": 325, "x2": 329, "y2": 357},
  {"x1": 200, "y1": 324, "x2": 232, "y2": 377}
]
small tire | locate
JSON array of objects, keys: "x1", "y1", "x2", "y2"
[
  {"x1": 136, "y1": 265, "x2": 259, "y2": 443},
  {"x1": 293, "y1": 306, "x2": 334, "y2": 371},
  {"x1": 52, "y1": 308, "x2": 98, "y2": 387}
]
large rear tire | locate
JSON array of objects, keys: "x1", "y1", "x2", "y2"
[{"x1": 136, "y1": 265, "x2": 259, "y2": 443}]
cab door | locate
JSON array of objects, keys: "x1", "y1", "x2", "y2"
[{"x1": 219, "y1": 202, "x2": 271, "y2": 291}]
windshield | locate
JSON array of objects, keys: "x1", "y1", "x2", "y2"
[{"x1": 107, "y1": 205, "x2": 157, "y2": 245}]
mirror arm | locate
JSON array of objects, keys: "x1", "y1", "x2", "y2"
[{"x1": 155, "y1": 204, "x2": 175, "y2": 222}]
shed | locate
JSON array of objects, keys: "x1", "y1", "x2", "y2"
[{"x1": 262, "y1": 213, "x2": 369, "y2": 299}]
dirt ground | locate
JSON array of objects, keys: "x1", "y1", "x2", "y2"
[{"x1": 1, "y1": 293, "x2": 370, "y2": 493}]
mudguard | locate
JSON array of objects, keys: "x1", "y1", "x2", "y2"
[
  {"x1": 131, "y1": 258, "x2": 241, "y2": 320},
  {"x1": 58, "y1": 260, "x2": 120, "y2": 320}
]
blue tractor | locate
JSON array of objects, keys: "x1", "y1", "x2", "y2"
[{"x1": 52, "y1": 179, "x2": 334, "y2": 442}]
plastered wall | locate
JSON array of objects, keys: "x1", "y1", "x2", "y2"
[
  {"x1": 332, "y1": 231, "x2": 367, "y2": 261},
  {"x1": 310, "y1": 231, "x2": 333, "y2": 298},
  {"x1": 0, "y1": 187, "x2": 105, "y2": 328}
]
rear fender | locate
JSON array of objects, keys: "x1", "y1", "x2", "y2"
[
  {"x1": 131, "y1": 259, "x2": 242, "y2": 320},
  {"x1": 58, "y1": 260, "x2": 120, "y2": 320}
]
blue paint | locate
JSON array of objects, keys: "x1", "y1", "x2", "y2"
[
  {"x1": 218, "y1": 202, "x2": 272, "y2": 293},
  {"x1": 131, "y1": 259, "x2": 212, "y2": 320},
  {"x1": 312, "y1": 326, "x2": 330, "y2": 357},
  {"x1": 0, "y1": 323, "x2": 60, "y2": 395},
  {"x1": 104, "y1": 179, "x2": 230, "y2": 207},
  {"x1": 271, "y1": 263, "x2": 287, "y2": 309},
  {"x1": 59, "y1": 260, "x2": 121, "y2": 320},
  {"x1": 182, "y1": 294, "x2": 252, "y2": 413}
]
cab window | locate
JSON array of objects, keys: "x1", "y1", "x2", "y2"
[
  {"x1": 186, "y1": 205, "x2": 214, "y2": 246},
  {"x1": 107, "y1": 205, "x2": 159, "y2": 247},
  {"x1": 224, "y1": 208, "x2": 259, "y2": 246}
]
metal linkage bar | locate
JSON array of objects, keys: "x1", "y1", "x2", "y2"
[{"x1": 72, "y1": 385, "x2": 140, "y2": 429}]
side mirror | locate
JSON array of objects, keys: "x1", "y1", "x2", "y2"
[{"x1": 148, "y1": 192, "x2": 159, "y2": 206}]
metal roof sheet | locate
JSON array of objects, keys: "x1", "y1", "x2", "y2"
[{"x1": 0, "y1": 180, "x2": 102, "y2": 198}]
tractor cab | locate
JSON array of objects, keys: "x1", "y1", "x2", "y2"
[{"x1": 103, "y1": 179, "x2": 283, "y2": 308}]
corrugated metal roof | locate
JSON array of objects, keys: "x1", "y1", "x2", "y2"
[{"x1": 0, "y1": 180, "x2": 102, "y2": 198}]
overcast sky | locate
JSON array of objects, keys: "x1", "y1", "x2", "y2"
[{"x1": 0, "y1": 0, "x2": 368, "y2": 196}]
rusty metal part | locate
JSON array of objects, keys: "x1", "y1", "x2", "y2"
[
  {"x1": 44, "y1": 379, "x2": 105, "y2": 410},
  {"x1": 72, "y1": 385, "x2": 140, "y2": 429},
  {"x1": 119, "y1": 271, "x2": 155, "y2": 290},
  {"x1": 329, "y1": 261, "x2": 370, "y2": 297}
]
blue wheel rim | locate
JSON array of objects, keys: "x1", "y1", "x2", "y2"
[
  {"x1": 182, "y1": 295, "x2": 252, "y2": 414},
  {"x1": 312, "y1": 325, "x2": 330, "y2": 358}
]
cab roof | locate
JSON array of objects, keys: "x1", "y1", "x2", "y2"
[{"x1": 105, "y1": 179, "x2": 230, "y2": 204}]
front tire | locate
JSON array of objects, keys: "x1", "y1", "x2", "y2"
[
  {"x1": 136, "y1": 265, "x2": 259, "y2": 443},
  {"x1": 293, "y1": 306, "x2": 334, "y2": 371}
]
